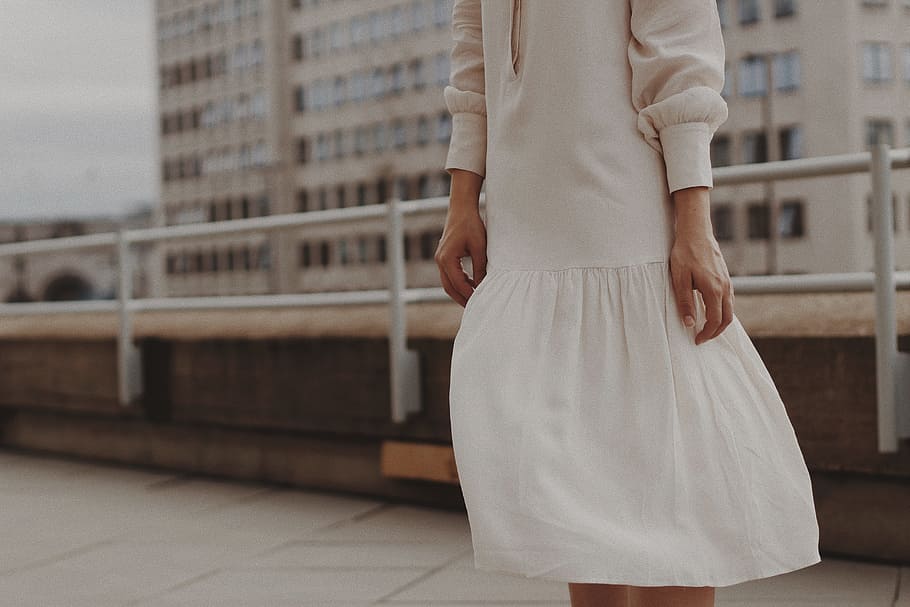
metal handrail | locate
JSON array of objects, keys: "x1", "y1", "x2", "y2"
[{"x1": 0, "y1": 146, "x2": 907, "y2": 449}]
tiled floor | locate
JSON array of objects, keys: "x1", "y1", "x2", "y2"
[{"x1": 0, "y1": 448, "x2": 904, "y2": 606}]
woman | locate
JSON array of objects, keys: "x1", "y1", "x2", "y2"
[{"x1": 436, "y1": 1, "x2": 821, "y2": 606}]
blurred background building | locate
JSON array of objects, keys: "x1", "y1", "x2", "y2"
[
  {"x1": 0, "y1": 206, "x2": 156, "y2": 303},
  {"x1": 155, "y1": 0, "x2": 910, "y2": 299}
]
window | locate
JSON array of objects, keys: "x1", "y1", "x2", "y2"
[
  {"x1": 778, "y1": 200, "x2": 804, "y2": 237},
  {"x1": 411, "y1": 0, "x2": 428, "y2": 32},
  {"x1": 334, "y1": 129, "x2": 345, "y2": 159},
  {"x1": 773, "y1": 51, "x2": 800, "y2": 91},
  {"x1": 717, "y1": 0, "x2": 729, "y2": 28},
  {"x1": 865, "y1": 118, "x2": 894, "y2": 146},
  {"x1": 862, "y1": 42, "x2": 892, "y2": 83},
  {"x1": 711, "y1": 204, "x2": 734, "y2": 241},
  {"x1": 374, "y1": 122, "x2": 387, "y2": 152},
  {"x1": 329, "y1": 21, "x2": 346, "y2": 51},
  {"x1": 903, "y1": 44, "x2": 910, "y2": 83},
  {"x1": 417, "y1": 115, "x2": 430, "y2": 145},
  {"x1": 300, "y1": 242, "x2": 311, "y2": 267},
  {"x1": 747, "y1": 201, "x2": 770, "y2": 239},
  {"x1": 354, "y1": 125, "x2": 367, "y2": 155},
  {"x1": 774, "y1": 0, "x2": 796, "y2": 17},
  {"x1": 294, "y1": 85, "x2": 306, "y2": 112},
  {"x1": 433, "y1": 51, "x2": 450, "y2": 86},
  {"x1": 433, "y1": 0, "x2": 450, "y2": 27},
  {"x1": 739, "y1": 55, "x2": 767, "y2": 96},
  {"x1": 316, "y1": 133, "x2": 331, "y2": 161},
  {"x1": 296, "y1": 137, "x2": 309, "y2": 164},
  {"x1": 742, "y1": 131, "x2": 768, "y2": 163},
  {"x1": 710, "y1": 134, "x2": 732, "y2": 166},
  {"x1": 396, "y1": 176, "x2": 410, "y2": 201},
  {"x1": 377, "y1": 235, "x2": 387, "y2": 263},
  {"x1": 392, "y1": 118, "x2": 406, "y2": 149},
  {"x1": 779, "y1": 125, "x2": 803, "y2": 160},
  {"x1": 391, "y1": 62, "x2": 405, "y2": 93},
  {"x1": 337, "y1": 184, "x2": 347, "y2": 208},
  {"x1": 319, "y1": 241, "x2": 330, "y2": 267},
  {"x1": 739, "y1": 0, "x2": 760, "y2": 24},
  {"x1": 436, "y1": 111, "x2": 452, "y2": 142},
  {"x1": 420, "y1": 230, "x2": 437, "y2": 259},
  {"x1": 297, "y1": 190, "x2": 309, "y2": 212},
  {"x1": 418, "y1": 174, "x2": 430, "y2": 199},
  {"x1": 338, "y1": 238, "x2": 349, "y2": 265},
  {"x1": 333, "y1": 76, "x2": 346, "y2": 106},
  {"x1": 411, "y1": 57, "x2": 425, "y2": 89}
]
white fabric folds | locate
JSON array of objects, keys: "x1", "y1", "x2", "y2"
[{"x1": 450, "y1": 261, "x2": 821, "y2": 587}]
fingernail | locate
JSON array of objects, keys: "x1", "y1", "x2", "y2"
[{"x1": 684, "y1": 315, "x2": 695, "y2": 327}]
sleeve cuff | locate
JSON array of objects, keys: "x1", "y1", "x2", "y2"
[
  {"x1": 444, "y1": 112, "x2": 487, "y2": 178},
  {"x1": 658, "y1": 121, "x2": 715, "y2": 194}
]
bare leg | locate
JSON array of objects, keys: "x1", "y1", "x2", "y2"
[
  {"x1": 629, "y1": 585, "x2": 715, "y2": 607},
  {"x1": 568, "y1": 583, "x2": 632, "y2": 607}
]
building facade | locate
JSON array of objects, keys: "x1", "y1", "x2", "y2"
[{"x1": 155, "y1": 0, "x2": 910, "y2": 297}]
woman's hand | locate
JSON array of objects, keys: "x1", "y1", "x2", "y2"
[
  {"x1": 436, "y1": 169, "x2": 488, "y2": 307},
  {"x1": 669, "y1": 186, "x2": 734, "y2": 345}
]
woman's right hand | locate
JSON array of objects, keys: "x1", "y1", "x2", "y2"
[{"x1": 436, "y1": 169, "x2": 487, "y2": 308}]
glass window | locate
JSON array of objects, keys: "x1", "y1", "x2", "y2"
[
  {"x1": 739, "y1": 0, "x2": 760, "y2": 24},
  {"x1": 742, "y1": 132, "x2": 768, "y2": 163},
  {"x1": 773, "y1": 51, "x2": 800, "y2": 91},
  {"x1": 779, "y1": 125, "x2": 803, "y2": 160},
  {"x1": 747, "y1": 201, "x2": 770, "y2": 239},
  {"x1": 710, "y1": 134, "x2": 732, "y2": 166},
  {"x1": 862, "y1": 42, "x2": 892, "y2": 82},
  {"x1": 778, "y1": 200, "x2": 804, "y2": 237},
  {"x1": 739, "y1": 55, "x2": 767, "y2": 96},
  {"x1": 711, "y1": 204, "x2": 734, "y2": 241},
  {"x1": 411, "y1": 0, "x2": 428, "y2": 31}
]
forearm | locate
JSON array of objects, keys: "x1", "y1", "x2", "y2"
[
  {"x1": 672, "y1": 186, "x2": 713, "y2": 237},
  {"x1": 448, "y1": 168, "x2": 484, "y2": 214}
]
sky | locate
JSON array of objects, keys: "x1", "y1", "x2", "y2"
[{"x1": 0, "y1": 0, "x2": 157, "y2": 221}]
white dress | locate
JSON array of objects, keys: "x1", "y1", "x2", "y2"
[{"x1": 444, "y1": 0, "x2": 822, "y2": 588}]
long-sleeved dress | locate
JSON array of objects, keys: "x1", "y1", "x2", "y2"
[{"x1": 443, "y1": 0, "x2": 821, "y2": 588}]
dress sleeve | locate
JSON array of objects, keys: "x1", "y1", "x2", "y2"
[
  {"x1": 628, "y1": 0, "x2": 729, "y2": 195},
  {"x1": 443, "y1": 0, "x2": 487, "y2": 178}
]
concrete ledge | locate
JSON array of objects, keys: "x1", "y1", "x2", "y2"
[
  {"x1": 0, "y1": 408, "x2": 466, "y2": 511},
  {"x1": 1, "y1": 289, "x2": 910, "y2": 340}
]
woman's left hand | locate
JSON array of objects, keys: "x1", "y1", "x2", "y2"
[{"x1": 668, "y1": 187, "x2": 734, "y2": 345}]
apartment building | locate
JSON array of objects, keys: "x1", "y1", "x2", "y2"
[
  {"x1": 155, "y1": 0, "x2": 910, "y2": 297},
  {"x1": 712, "y1": 0, "x2": 910, "y2": 274},
  {"x1": 156, "y1": 0, "x2": 453, "y2": 296}
]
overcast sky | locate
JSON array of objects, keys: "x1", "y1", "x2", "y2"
[{"x1": 0, "y1": 0, "x2": 157, "y2": 221}]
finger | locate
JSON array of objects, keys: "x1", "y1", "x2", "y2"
[
  {"x1": 442, "y1": 251, "x2": 474, "y2": 304},
  {"x1": 696, "y1": 283, "x2": 723, "y2": 345},
  {"x1": 671, "y1": 266, "x2": 697, "y2": 329},
  {"x1": 439, "y1": 267, "x2": 468, "y2": 307},
  {"x1": 716, "y1": 288, "x2": 734, "y2": 338},
  {"x1": 469, "y1": 239, "x2": 488, "y2": 286}
]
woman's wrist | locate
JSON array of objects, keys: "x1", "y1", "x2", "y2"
[{"x1": 672, "y1": 186, "x2": 713, "y2": 237}]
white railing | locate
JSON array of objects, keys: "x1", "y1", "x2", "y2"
[{"x1": 0, "y1": 145, "x2": 908, "y2": 452}]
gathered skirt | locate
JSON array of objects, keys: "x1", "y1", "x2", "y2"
[{"x1": 448, "y1": 258, "x2": 821, "y2": 587}]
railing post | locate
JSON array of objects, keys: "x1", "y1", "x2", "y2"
[
  {"x1": 386, "y1": 196, "x2": 422, "y2": 423},
  {"x1": 871, "y1": 143, "x2": 909, "y2": 452},
  {"x1": 116, "y1": 228, "x2": 143, "y2": 407}
]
